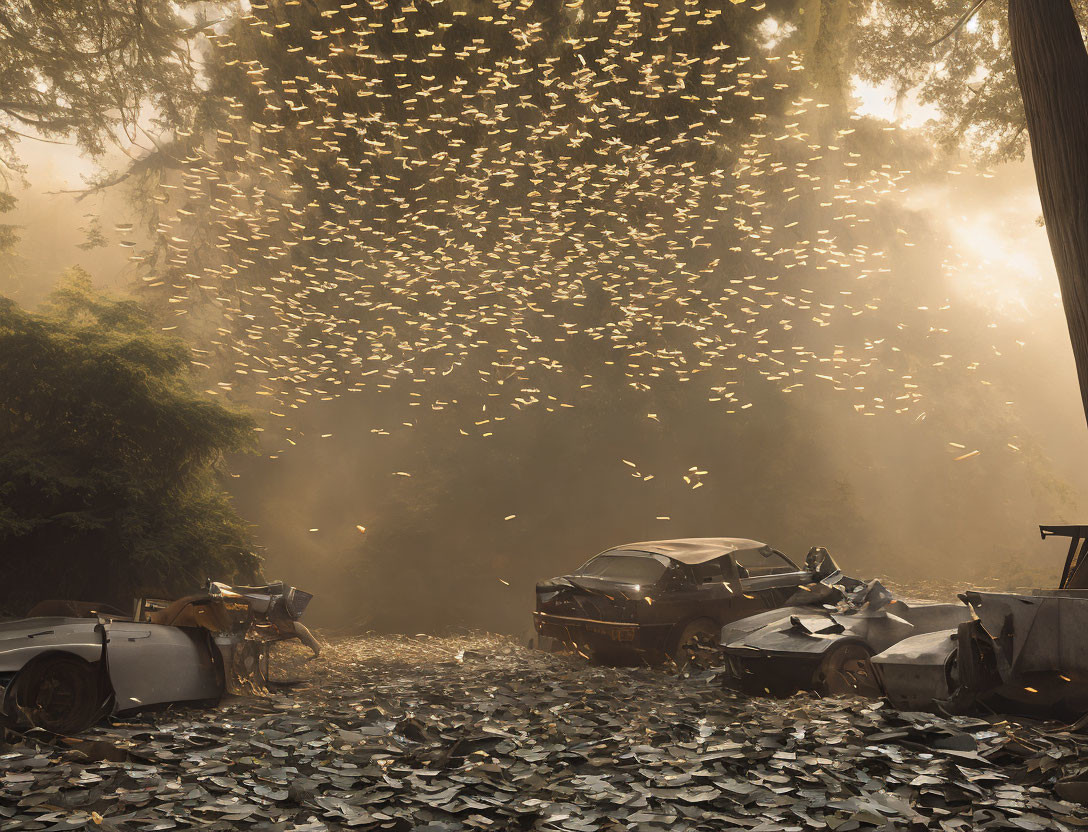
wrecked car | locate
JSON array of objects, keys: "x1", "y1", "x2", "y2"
[
  {"x1": 534, "y1": 537, "x2": 822, "y2": 663},
  {"x1": 720, "y1": 572, "x2": 972, "y2": 698},
  {"x1": 874, "y1": 525, "x2": 1088, "y2": 717},
  {"x1": 0, "y1": 580, "x2": 317, "y2": 734}
]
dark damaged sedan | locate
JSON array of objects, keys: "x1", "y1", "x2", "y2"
[{"x1": 533, "y1": 538, "x2": 814, "y2": 663}]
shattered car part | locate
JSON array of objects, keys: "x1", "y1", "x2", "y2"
[
  {"x1": 534, "y1": 538, "x2": 821, "y2": 663},
  {"x1": 721, "y1": 577, "x2": 972, "y2": 698},
  {"x1": 0, "y1": 580, "x2": 315, "y2": 734},
  {"x1": 875, "y1": 526, "x2": 1088, "y2": 716}
]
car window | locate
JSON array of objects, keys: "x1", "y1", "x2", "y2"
[
  {"x1": 692, "y1": 560, "x2": 726, "y2": 584},
  {"x1": 575, "y1": 551, "x2": 669, "y2": 584},
  {"x1": 733, "y1": 547, "x2": 798, "y2": 577}
]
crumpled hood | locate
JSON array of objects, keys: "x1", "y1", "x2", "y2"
[
  {"x1": 719, "y1": 607, "x2": 815, "y2": 645},
  {"x1": 723, "y1": 602, "x2": 954, "y2": 658},
  {"x1": 722, "y1": 607, "x2": 861, "y2": 656}
]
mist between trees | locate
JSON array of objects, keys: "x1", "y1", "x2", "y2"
[{"x1": 1, "y1": 0, "x2": 1086, "y2": 629}]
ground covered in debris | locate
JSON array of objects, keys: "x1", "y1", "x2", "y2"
[{"x1": 5, "y1": 634, "x2": 1088, "y2": 832}]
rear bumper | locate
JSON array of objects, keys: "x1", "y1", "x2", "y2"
[{"x1": 533, "y1": 611, "x2": 671, "y2": 655}]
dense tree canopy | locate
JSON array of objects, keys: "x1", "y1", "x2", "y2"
[
  {"x1": 0, "y1": 0, "x2": 209, "y2": 173},
  {"x1": 0, "y1": 270, "x2": 259, "y2": 612},
  {"x1": 852, "y1": 0, "x2": 1088, "y2": 162}
]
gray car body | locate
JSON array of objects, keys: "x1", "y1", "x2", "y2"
[
  {"x1": 874, "y1": 588, "x2": 1088, "y2": 714},
  {"x1": 0, "y1": 616, "x2": 229, "y2": 717},
  {"x1": 722, "y1": 599, "x2": 970, "y2": 656},
  {"x1": 720, "y1": 594, "x2": 972, "y2": 695},
  {"x1": 874, "y1": 527, "x2": 1088, "y2": 716}
]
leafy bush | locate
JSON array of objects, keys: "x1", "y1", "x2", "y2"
[{"x1": 0, "y1": 270, "x2": 259, "y2": 613}]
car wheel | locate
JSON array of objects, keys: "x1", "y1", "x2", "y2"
[
  {"x1": 669, "y1": 618, "x2": 719, "y2": 666},
  {"x1": 10, "y1": 655, "x2": 105, "y2": 734},
  {"x1": 815, "y1": 642, "x2": 881, "y2": 698}
]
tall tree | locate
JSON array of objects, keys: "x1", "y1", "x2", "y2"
[{"x1": 1007, "y1": 0, "x2": 1088, "y2": 429}]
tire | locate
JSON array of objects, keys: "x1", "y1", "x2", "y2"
[
  {"x1": 814, "y1": 642, "x2": 881, "y2": 698},
  {"x1": 669, "y1": 618, "x2": 719, "y2": 666},
  {"x1": 9, "y1": 654, "x2": 105, "y2": 734}
]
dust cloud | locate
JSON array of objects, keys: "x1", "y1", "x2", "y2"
[
  {"x1": 7, "y1": 106, "x2": 1088, "y2": 638},
  {"x1": 225, "y1": 157, "x2": 1088, "y2": 634}
]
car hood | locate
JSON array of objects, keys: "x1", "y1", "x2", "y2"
[
  {"x1": 0, "y1": 617, "x2": 103, "y2": 639},
  {"x1": 721, "y1": 607, "x2": 857, "y2": 656},
  {"x1": 719, "y1": 606, "x2": 812, "y2": 644},
  {"x1": 723, "y1": 600, "x2": 970, "y2": 658}
]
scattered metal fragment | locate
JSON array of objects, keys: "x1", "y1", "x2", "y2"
[{"x1": 4, "y1": 633, "x2": 1088, "y2": 831}]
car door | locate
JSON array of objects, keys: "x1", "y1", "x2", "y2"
[{"x1": 103, "y1": 622, "x2": 224, "y2": 711}]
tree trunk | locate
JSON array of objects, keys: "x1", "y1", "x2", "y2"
[{"x1": 1008, "y1": 0, "x2": 1088, "y2": 428}]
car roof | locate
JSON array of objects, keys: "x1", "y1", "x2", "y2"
[{"x1": 603, "y1": 537, "x2": 768, "y2": 565}]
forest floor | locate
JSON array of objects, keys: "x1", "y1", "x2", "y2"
[{"x1": 4, "y1": 633, "x2": 1088, "y2": 831}]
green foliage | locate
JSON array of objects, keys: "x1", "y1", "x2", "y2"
[
  {"x1": 852, "y1": 0, "x2": 1088, "y2": 163},
  {"x1": 77, "y1": 216, "x2": 108, "y2": 251},
  {"x1": 0, "y1": 1, "x2": 212, "y2": 167},
  {"x1": 0, "y1": 269, "x2": 259, "y2": 612}
]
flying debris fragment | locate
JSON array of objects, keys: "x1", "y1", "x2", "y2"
[{"x1": 132, "y1": 0, "x2": 967, "y2": 433}]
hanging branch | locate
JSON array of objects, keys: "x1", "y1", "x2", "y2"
[{"x1": 927, "y1": 0, "x2": 991, "y2": 49}]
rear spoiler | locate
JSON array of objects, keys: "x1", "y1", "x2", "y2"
[{"x1": 1040, "y1": 525, "x2": 1088, "y2": 589}]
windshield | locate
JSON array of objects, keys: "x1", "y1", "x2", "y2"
[
  {"x1": 574, "y1": 551, "x2": 669, "y2": 584},
  {"x1": 733, "y1": 546, "x2": 798, "y2": 577}
]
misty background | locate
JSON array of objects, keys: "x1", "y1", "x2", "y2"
[{"x1": 4, "y1": 31, "x2": 1087, "y2": 635}]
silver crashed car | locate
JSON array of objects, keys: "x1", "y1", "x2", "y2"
[
  {"x1": 720, "y1": 557, "x2": 971, "y2": 698},
  {"x1": 0, "y1": 581, "x2": 317, "y2": 734}
]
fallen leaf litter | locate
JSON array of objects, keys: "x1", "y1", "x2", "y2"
[{"x1": 4, "y1": 633, "x2": 1088, "y2": 831}]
